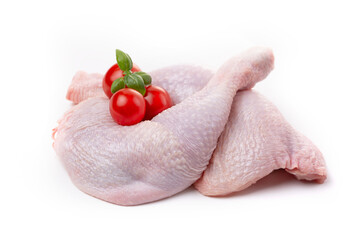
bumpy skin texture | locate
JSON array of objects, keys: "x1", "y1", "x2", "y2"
[
  {"x1": 54, "y1": 47, "x2": 274, "y2": 205},
  {"x1": 194, "y1": 91, "x2": 327, "y2": 196},
  {"x1": 66, "y1": 71, "x2": 105, "y2": 104},
  {"x1": 66, "y1": 66, "x2": 213, "y2": 105}
]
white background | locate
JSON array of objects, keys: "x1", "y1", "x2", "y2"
[{"x1": 1, "y1": 0, "x2": 359, "y2": 239}]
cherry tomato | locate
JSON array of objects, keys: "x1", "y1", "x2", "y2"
[
  {"x1": 109, "y1": 88, "x2": 146, "y2": 126},
  {"x1": 103, "y1": 63, "x2": 141, "y2": 98},
  {"x1": 143, "y1": 85, "x2": 173, "y2": 120}
]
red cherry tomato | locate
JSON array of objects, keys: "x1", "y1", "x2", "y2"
[
  {"x1": 109, "y1": 88, "x2": 146, "y2": 126},
  {"x1": 143, "y1": 85, "x2": 173, "y2": 120},
  {"x1": 103, "y1": 63, "x2": 141, "y2": 98}
]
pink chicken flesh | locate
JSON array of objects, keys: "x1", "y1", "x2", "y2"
[
  {"x1": 54, "y1": 47, "x2": 275, "y2": 205},
  {"x1": 66, "y1": 69, "x2": 327, "y2": 198},
  {"x1": 66, "y1": 71, "x2": 104, "y2": 104},
  {"x1": 194, "y1": 90, "x2": 326, "y2": 196}
]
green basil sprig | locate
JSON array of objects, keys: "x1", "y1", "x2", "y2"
[
  {"x1": 116, "y1": 50, "x2": 133, "y2": 72},
  {"x1": 111, "y1": 49, "x2": 152, "y2": 96},
  {"x1": 111, "y1": 77, "x2": 125, "y2": 94},
  {"x1": 134, "y1": 72, "x2": 152, "y2": 85},
  {"x1": 124, "y1": 74, "x2": 146, "y2": 96}
]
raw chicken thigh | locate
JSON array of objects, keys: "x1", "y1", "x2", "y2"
[
  {"x1": 53, "y1": 47, "x2": 274, "y2": 205},
  {"x1": 68, "y1": 69, "x2": 327, "y2": 197},
  {"x1": 194, "y1": 90, "x2": 327, "y2": 196}
]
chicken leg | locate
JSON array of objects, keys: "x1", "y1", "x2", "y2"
[
  {"x1": 194, "y1": 90, "x2": 326, "y2": 196},
  {"x1": 53, "y1": 47, "x2": 274, "y2": 205}
]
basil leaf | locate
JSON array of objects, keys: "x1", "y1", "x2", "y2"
[
  {"x1": 134, "y1": 72, "x2": 152, "y2": 85},
  {"x1": 125, "y1": 53, "x2": 133, "y2": 71},
  {"x1": 111, "y1": 77, "x2": 125, "y2": 94},
  {"x1": 116, "y1": 49, "x2": 133, "y2": 72},
  {"x1": 124, "y1": 74, "x2": 146, "y2": 96}
]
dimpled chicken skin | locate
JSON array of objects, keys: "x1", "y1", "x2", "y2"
[
  {"x1": 53, "y1": 47, "x2": 274, "y2": 205},
  {"x1": 67, "y1": 73, "x2": 327, "y2": 197},
  {"x1": 194, "y1": 90, "x2": 326, "y2": 196}
]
